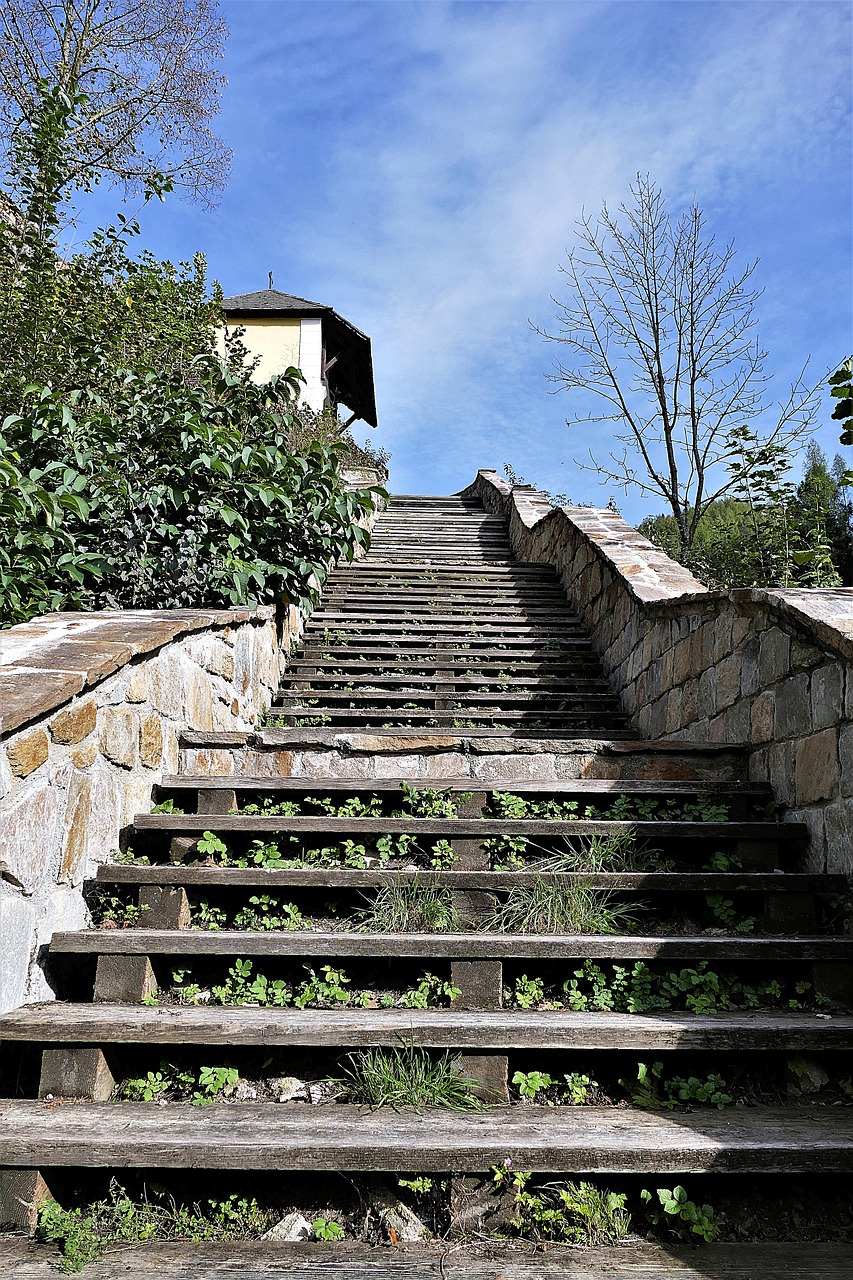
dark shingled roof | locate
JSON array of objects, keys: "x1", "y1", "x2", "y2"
[
  {"x1": 220, "y1": 288, "x2": 327, "y2": 314},
  {"x1": 221, "y1": 289, "x2": 377, "y2": 427}
]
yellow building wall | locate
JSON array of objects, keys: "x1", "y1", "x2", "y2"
[{"x1": 217, "y1": 317, "x2": 302, "y2": 382}]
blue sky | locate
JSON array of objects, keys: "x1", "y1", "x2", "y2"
[{"x1": 76, "y1": 0, "x2": 851, "y2": 517}]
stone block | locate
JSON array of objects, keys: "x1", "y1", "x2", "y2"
[
  {"x1": 811, "y1": 663, "x2": 843, "y2": 732},
  {"x1": 840, "y1": 724, "x2": 853, "y2": 798},
  {"x1": 139, "y1": 713, "x2": 163, "y2": 769},
  {"x1": 0, "y1": 1170, "x2": 50, "y2": 1230},
  {"x1": 451, "y1": 960, "x2": 502, "y2": 1009},
  {"x1": 715, "y1": 653, "x2": 741, "y2": 710},
  {"x1": 0, "y1": 889, "x2": 36, "y2": 1013},
  {"x1": 183, "y1": 665, "x2": 214, "y2": 731},
  {"x1": 758, "y1": 628, "x2": 791, "y2": 686},
  {"x1": 768, "y1": 740, "x2": 796, "y2": 804},
  {"x1": 99, "y1": 709, "x2": 137, "y2": 768},
  {"x1": 124, "y1": 667, "x2": 149, "y2": 703},
  {"x1": 774, "y1": 673, "x2": 811, "y2": 740},
  {"x1": 750, "y1": 691, "x2": 775, "y2": 743},
  {"x1": 795, "y1": 729, "x2": 838, "y2": 804},
  {"x1": 457, "y1": 1053, "x2": 509, "y2": 1104},
  {"x1": 0, "y1": 785, "x2": 62, "y2": 895},
  {"x1": 39, "y1": 1047, "x2": 115, "y2": 1100},
  {"x1": 94, "y1": 955, "x2": 156, "y2": 1002},
  {"x1": 71, "y1": 742, "x2": 98, "y2": 769},
  {"x1": 139, "y1": 885, "x2": 190, "y2": 929},
  {"x1": 149, "y1": 656, "x2": 182, "y2": 719},
  {"x1": 6, "y1": 729, "x2": 49, "y2": 778},
  {"x1": 740, "y1": 636, "x2": 761, "y2": 697},
  {"x1": 697, "y1": 668, "x2": 717, "y2": 719},
  {"x1": 709, "y1": 713, "x2": 727, "y2": 743},
  {"x1": 60, "y1": 771, "x2": 91, "y2": 882},
  {"x1": 49, "y1": 699, "x2": 97, "y2": 745},
  {"x1": 725, "y1": 697, "x2": 750, "y2": 743},
  {"x1": 823, "y1": 797, "x2": 853, "y2": 874}
]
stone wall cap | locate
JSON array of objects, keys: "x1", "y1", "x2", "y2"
[{"x1": 0, "y1": 607, "x2": 274, "y2": 736}]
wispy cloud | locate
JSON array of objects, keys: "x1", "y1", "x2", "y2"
[{"x1": 140, "y1": 1, "x2": 851, "y2": 508}]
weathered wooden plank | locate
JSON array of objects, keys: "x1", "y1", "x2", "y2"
[
  {"x1": 49, "y1": 930, "x2": 852, "y2": 961},
  {"x1": 1, "y1": 1240, "x2": 849, "y2": 1280},
  {"x1": 271, "y1": 709, "x2": 624, "y2": 722},
  {"x1": 159, "y1": 775, "x2": 769, "y2": 796},
  {"x1": 2, "y1": 1102, "x2": 852, "y2": 1173},
  {"x1": 273, "y1": 691, "x2": 619, "y2": 705},
  {"x1": 96, "y1": 866, "x2": 842, "y2": 894},
  {"x1": 134, "y1": 816, "x2": 805, "y2": 840},
  {"x1": 5, "y1": 1004, "x2": 853, "y2": 1050}
]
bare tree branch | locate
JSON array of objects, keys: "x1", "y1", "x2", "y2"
[
  {"x1": 536, "y1": 175, "x2": 818, "y2": 552},
  {"x1": 0, "y1": 0, "x2": 231, "y2": 204}
]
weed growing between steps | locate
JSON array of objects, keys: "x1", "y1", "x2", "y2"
[
  {"x1": 356, "y1": 876, "x2": 459, "y2": 932},
  {"x1": 486, "y1": 876, "x2": 640, "y2": 935},
  {"x1": 161, "y1": 959, "x2": 461, "y2": 1009},
  {"x1": 505, "y1": 961, "x2": 834, "y2": 1012},
  {"x1": 23, "y1": 1170, "x2": 853, "y2": 1271},
  {"x1": 333, "y1": 1044, "x2": 484, "y2": 1111},
  {"x1": 36, "y1": 1184, "x2": 279, "y2": 1273}
]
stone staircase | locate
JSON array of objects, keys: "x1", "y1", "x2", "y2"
[{"x1": 2, "y1": 493, "x2": 852, "y2": 1275}]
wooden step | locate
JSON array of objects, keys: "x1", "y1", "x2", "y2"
[
  {"x1": 6, "y1": 1004, "x2": 852, "y2": 1050},
  {"x1": 273, "y1": 692, "x2": 620, "y2": 707},
  {"x1": 97, "y1": 866, "x2": 844, "y2": 895},
  {"x1": 134, "y1": 815, "x2": 801, "y2": 841},
  {"x1": 1, "y1": 1240, "x2": 850, "y2": 1280},
  {"x1": 267, "y1": 711, "x2": 628, "y2": 726},
  {"x1": 279, "y1": 674, "x2": 610, "y2": 690},
  {"x1": 51, "y1": 930, "x2": 849, "y2": 962},
  {"x1": 3, "y1": 1101, "x2": 852, "y2": 1173},
  {"x1": 159, "y1": 775, "x2": 769, "y2": 798}
]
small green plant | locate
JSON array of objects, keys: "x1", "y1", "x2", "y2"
[
  {"x1": 233, "y1": 896, "x2": 305, "y2": 931},
  {"x1": 197, "y1": 831, "x2": 228, "y2": 858},
  {"x1": 37, "y1": 1181, "x2": 275, "y2": 1272},
  {"x1": 562, "y1": 1072, "x2": 599, "y2": 1104},
  {"x1": 398, "y1": 1176, "x2": 433, "y2": 1194},
  {"x1": 398, "y1": 782, "x2": 471, "y2": 819},
  {"x1": 395, "y1": 972, "x2": 461, "y2": 1008},
  {"x1": 311, "y1": 1217, "x2": 345, "y2": 1241},
  {"x1": 705, "y1": 893, "x2": 757, "y2": 934},
  {"x1": 640, "y1": 1185, "x2": 720, "y2": 1242},
  {"x1": 90, "y1": 891, "x2": 149, "y2": 929},
  {"x1": 358, "y1": 876, "x2": 458, "y2": 933},
  {"x1": 622, "y1": 1061, "x2": 733, "y2": 1110},
  {"x1": 334, "y1": 1043, "x2": 483, "y2": 1111},
  {"x1": 208, "y1": 959, "x2": 292, "y2": 1008},
  {"x1": 294, "y1": 965, "x2": 351, "y2": 1008},
  {"x1": 150, "y1": 799, "x2": 186, "y2": 815},
  {"x1": 192, "y1": 1065, "x2": 239, "y2": 1106},
  {"x1": 191, "y1": 899, "x2": 227, "y2": 931},
  {"x1": 512, "y1": 974, "x2": 545, "y2": 1009},
  {"x1": 491, "y1": 1169, "x2": 631, "y2": 1243},
  {"x1": 119, "y1": 1071, "x2": 170, "y2": 1102},
  {"x1": 513, "y1": 1069, "x2": 555, "y2": 1100},
  {"x1": 429, "y1": 838, "x2": 455, "y2": 870}
]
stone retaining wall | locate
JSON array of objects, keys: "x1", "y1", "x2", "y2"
[
  {"x1": 0, "y1": 606, "x2": 296, "y2": 1013},
  {"x1": 467, "y1": 470, "x2": 853, "y2": 874}
]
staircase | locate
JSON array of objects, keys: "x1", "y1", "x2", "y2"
[{"x1": 2, "y1": 493, "x2": 852, "y2": 1275}]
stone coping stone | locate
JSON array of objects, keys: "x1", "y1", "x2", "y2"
[
  {"x1": 467, "y1": 471, "x2": 853, "y2": 663},
  {"x1": 179, "y1": 729, "x2": 747, "y2": 757},
  {"x1": 0, "y1": 607, "x2": 275, "y2": 735}
]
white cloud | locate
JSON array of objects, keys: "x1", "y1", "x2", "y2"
[{"x1": 216, "y1": 0, "x2": 850, "y2": 502}]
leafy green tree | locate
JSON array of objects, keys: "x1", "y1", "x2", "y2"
[{"x1": 0, "y1": 84, "x2": 382, "y2": 626}]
